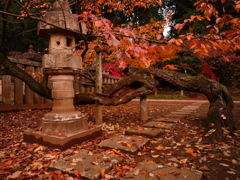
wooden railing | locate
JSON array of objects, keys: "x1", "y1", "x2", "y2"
[
  {"x1": 74, "y1": 74, "x2": 121, "y2": 94},
  {"x1": 0, "y1": 57, "x2": 121, "y2": 111},
  {"x1": 0, "y1": 57, "x2": 51, "y2": 111}
]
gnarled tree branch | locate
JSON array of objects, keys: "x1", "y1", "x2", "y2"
[{"x1": 90, "y1": 68, "x2": 235, "y2": 141}]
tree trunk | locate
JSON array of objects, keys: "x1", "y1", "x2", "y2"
[{"x1": 90, "y1": 68, "x2": 235, "y2": 142}]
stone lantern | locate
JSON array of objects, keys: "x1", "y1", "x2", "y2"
[{"x1": 24, "y1": 0, "x2": 102, "y2": 150}]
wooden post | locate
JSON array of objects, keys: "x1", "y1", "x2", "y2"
[
  {"x1": 14, "y1": 64, "x2": 24, "y2": 105},
  {"x1": 2, "y1": 75, "x2": 12, "y2": 105},
  {"x1": 24, "y1": 66, "x2": 34, "y2": 104},
  {"x1": 140, "y1": 95, "x2": 148, "y2": 122},
  {"x1": 14, "y1": 77, "x2": 23, "y2": 105},
  {"x1": 95, "y1": 46, "x2": 102, "y2": 125},
  {"x1": 34, "y1": 66, "x2": 44, "y2": 104},
  {"x1": 85, "y1": 86, "x2": 90, "y2": 93},
  {"x1": 91, "y1": 86, "x2": 95, "y2": 93},
  {"x1": 180, "y1": 90, "x2": 184, "y2": 96}
]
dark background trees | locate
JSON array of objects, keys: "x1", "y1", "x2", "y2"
[{"x1": 0, "y1": 0, "x2": 47, "y2": 54}]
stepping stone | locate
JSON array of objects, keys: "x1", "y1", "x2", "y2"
[
  {"x1": 143, "y1": 121, "x2": 174, "y2": 129},
  {"x1": 154, "y1": 117, "x2": 179, "y2": 123},
  {"x1": 50, "y1": 150, "x2": 123, "y2": 180},
  {"x1": 181, "y1": 107, "x2": 199, "y2": 111},
  {"x1": 182, "y1": 105, "x2": 199, "y2": 109},
  {"x1": 170, "y1": 112, "x2": 189, "y2": 115},
  {"x1": 169, "y1": 112, "x2": 188, "y2": 118},
  {"x1": 163, "y1": 114, "x2": 187, "y2": 119},
  {"x1": 192, "y1": 102, "x2": 206, "y2": 105},
  {"x1": 125, "y1": 127, "x2": 165, "y2": 138},
  {"x1": 98, "y1": 135, "x2": 149, "y2": 153},
  {"x1": 173, "y1": 111, "x2": 189, "y2": 114},
  {"x1": 121, "y1": 162, "x2": 202, "y2": 180}
]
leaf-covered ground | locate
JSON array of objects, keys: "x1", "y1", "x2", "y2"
[{"x1": 0, "y1": 100, "x2": 240, "y2": 180}]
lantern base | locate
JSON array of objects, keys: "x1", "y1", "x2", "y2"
[{"x1": 23, "y1": 125, "x2": 102, "y2": 150}]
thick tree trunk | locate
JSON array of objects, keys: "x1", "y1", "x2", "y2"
[{"x1": 90, "y1": 68, "x2": 235, "y2": 142}]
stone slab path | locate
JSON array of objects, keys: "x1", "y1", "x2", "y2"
[
  {"x1": 122, "y1": 162, "x2": 202, "y2": 180},
  {"x1": 125, "y1": 127, "x2": 165, "y2": 138},
  {"x1": 142, "y1": 121, "x2": 175, "y2": 129},
  {"x1": 50, "y1": 150, "x2": 124, "y2": 180},
  {"x1": 51, "y1": 101, "x2": 206, "y2": 179},
  {"x1": 98, "y1": 135, "x2": 149, "y2": 153},
  {"x1": 154, "y1": 117, "x2": 179, "y2": 123}
]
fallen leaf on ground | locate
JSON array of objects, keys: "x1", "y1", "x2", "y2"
[
  {"x1": 66, "y1": 168, "x2": 74, "y2": 171},
  {"x1": 173, "y1": 172, "x2": 180, "y2": 176},
  {"x1": 199, "y1": 165, "x2": 210, "y2": 171},
  {"x1": 71, "y1": 158, "x2": 83, "y2": 163},
  {"x1": 100, "y1": 168, "x2": 105, "y2": 177},
  {"x1": 179, "y1": 158, "x2": 188, "y2": 164},
  {"x1": 133, "y1": 168, "x2": 139, "y2": 175},
  {"x1": 231, "y1": 159, "x2": 238, "y2": 165},
  {"x1": 159, "y1": 172, "x2": 166, "y2": 176},
  {"x1": 219, "y1": 163, "x2": 229, "y2": 167},
  {"x1": 6, "y1": 171, "x2": 22, "y2": 178},
  {"x1": 149, "y1": 172, "x2": 154, "y2": 177}
]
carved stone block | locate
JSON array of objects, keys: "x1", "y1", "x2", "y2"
[{"x1": 43, "y1": 54, "x2": 82, "y2": 69}]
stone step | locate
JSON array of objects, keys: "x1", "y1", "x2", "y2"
[
  {"x1": 97, "y1": 135, "x2": 149, "y2": 153},
  {"x1": 170, "y1": 112, "x2": 189, "y2": 115},
  {"x1": 143, "y1": 121, "x2": 175, "y2": 129},
  {"x1": 121, "y1": 162, "x2": 202, "y2": 180},
  {"x1": 154, "y1": 117, "x2": 179, "y2": 123},
  {"x1": 163, "y1": 114, "x2": 187, "y2": 119},
  {"x1": 125, "y1": 127, "x2": 165, "y2": 138},
  {"x1": 50, "y1": 150, "x2": 123, "y2": 180},
  {"x1": 180, "y1": 106, "x2": 201, "y2": 111}
]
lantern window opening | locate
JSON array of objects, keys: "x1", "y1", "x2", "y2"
[{"x1": 66, "y1": 37, "x2": 73, "y2": 47}]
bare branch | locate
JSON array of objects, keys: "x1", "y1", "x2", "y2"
[{"x1": 15, "y1": 28, "x2": 38, "y2": 36}]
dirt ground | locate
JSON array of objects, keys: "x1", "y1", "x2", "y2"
[{"x1": 0, "y1": 100, "x2": 240, "y2": 179}]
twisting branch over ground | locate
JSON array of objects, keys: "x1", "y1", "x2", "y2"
[{"x1": 90, "y1": 68, "x2": 235, "y2": 142}]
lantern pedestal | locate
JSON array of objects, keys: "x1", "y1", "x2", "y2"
[
  {"x1": 41, "y1": 70, "x2": 88, "y2": 135},
  {"x1": 23, "y1": 69, "x2": 102, "y2": 150}
]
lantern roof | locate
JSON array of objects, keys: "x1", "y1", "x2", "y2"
[{"x1": 38, "y1": 0, "x2": 86, "y2": 38}]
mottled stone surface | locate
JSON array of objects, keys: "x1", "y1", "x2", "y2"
[
  {"x1": 43, "y1": 53, "x2": 82, "y2": 69},
  {"x1": 125, "y1": 127, "x2": 165, "y2": 138},
  {"x1": 24, "y1": 125, "x2": 102, "y2": 150},
  {"x1": 41, "y1": 75, "x2": 88, "y2": 135},
  {"x1": 98, "y1": 135, "x2": 149, "y2": 153},
  {"x1": 122, "y1": 162, "x2": 202, "y2": 180},
  {"x1": 41, "y1": 112, "x2": 87, "y2": 135},
  {"x1": 50, "y1": 150, "x2": 123, "y2": 180},
  {"x1": 154, "y1": 117, "x2": 179, "y2": 123},
  {"x1": 143, "y1": 121, "x2": 174, "y2": 129}
]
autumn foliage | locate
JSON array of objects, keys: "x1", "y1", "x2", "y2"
[
  {"x1": 4, "y1": 0, "x2": 238, "y2": 84},
  {"x1": 74, "y1": 0, "x2": 239, "y2": 85}
]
